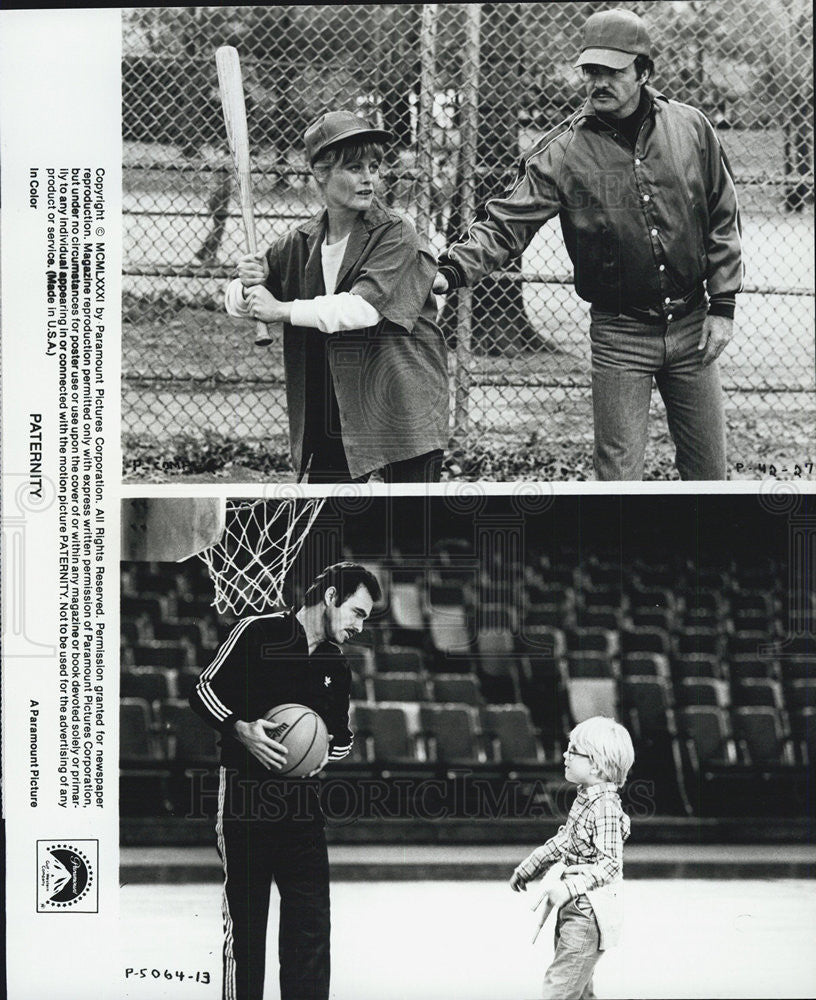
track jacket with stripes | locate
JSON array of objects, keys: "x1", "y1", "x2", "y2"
[
  {"x1": 438, "y1": 86, "x2": 743, "y2": 321},
  {"x1": 189, "y1": 610, "x2": 354, "y2": 789}
]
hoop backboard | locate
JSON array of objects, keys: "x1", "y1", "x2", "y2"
[{"x1": 121, "y1": 497, "x2": 226, "y2": 562}]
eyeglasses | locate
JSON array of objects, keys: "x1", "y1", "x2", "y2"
[{"x1": 564, "y1": 746, "x2": 591, "y2": 760}]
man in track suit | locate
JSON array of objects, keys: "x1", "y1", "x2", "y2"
[
  {"x1": 190, "y1": 562, "x2": 381, "y2": 1000},
  {"x1": 435, "y1": 8, "x2": 743, "y2": 481}
]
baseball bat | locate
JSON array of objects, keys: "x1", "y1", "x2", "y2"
[{"x1": 215, "y1": 45, "x2": 272, "y2": 347}]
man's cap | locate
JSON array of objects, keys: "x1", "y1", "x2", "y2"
[
  {"x1": 303, "y1": 110, "x2": 392, "y2": 163},
  {"x1": 575, "y1": 9, "x2": 652, "y2": 70}
]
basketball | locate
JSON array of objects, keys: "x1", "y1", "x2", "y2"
[{"x1": 263, "y1": 703, "x2": 329, "y2": 777}]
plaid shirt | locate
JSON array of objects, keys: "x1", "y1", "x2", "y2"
[{"x1": 514, "y1": 782, "x2": 630, "y2": 900}]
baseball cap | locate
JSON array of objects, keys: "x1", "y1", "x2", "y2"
[
  {"x1": 303, "y1": 110, "x2": 392, "y2": 164},
  {"x1": 574, "y1": 9, "x2": 652, "y2": 70}
]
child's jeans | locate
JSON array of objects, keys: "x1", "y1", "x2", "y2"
[{"x1": 542, "y1": 896, "x2": 602, "y2": 999}]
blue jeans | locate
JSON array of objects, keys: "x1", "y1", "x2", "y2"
[
  {"x1": 542, "y1": 896, "x2": 601, "y2": 999},
  {"x1": 589, "y1": 305, "x2": 727, "y2": 480}
]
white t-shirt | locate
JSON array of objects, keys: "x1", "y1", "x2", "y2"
[{"x1": 223, "y1": 232, "x2": 382, "y2": 333}]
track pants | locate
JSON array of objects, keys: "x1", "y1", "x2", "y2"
[{"x1": 216, "y1": 771, "x2": 330, "y2": 1000}]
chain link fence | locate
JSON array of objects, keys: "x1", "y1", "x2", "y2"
[{"x1": 122, "y1": 2, "x2": 814, "y2": 481}]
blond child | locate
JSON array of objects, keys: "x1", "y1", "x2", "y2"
[{"x1": 510, "y1": 716, "x2": 635, "y2": 999}]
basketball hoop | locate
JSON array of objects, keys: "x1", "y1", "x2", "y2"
[{"x1": 198, "y1": 498, "x2": 326, "y2": 615}]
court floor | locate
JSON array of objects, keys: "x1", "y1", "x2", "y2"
[{"x1": 120, "y1": 877, "x2": 816, "y2": 999}]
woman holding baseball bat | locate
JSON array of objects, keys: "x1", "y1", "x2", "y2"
[{"x1": 224, "y1": 110, "x2": 449, "y2": 484}]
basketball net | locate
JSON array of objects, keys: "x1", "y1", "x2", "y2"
[{"x1": 198, "y1": 498, "x2": 326, "y2": 615}]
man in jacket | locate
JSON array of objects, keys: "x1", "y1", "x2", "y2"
[
  {"x1": 190, "y1": 562, "x2": 381, "y2": 1000},
  {"x1": 435, "y1": 9, "x2": 743, "y2": 480}
]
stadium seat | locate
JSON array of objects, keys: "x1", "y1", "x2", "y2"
[
  {"x1": 342, "y1": 642, "x2": 375, "y2": 676},
  {"x1": 475, "y1": 630, "x2": 523, "y2": 703},
  {"x1": 727, "y1": 656, "x2": 779, "y2": 682},
  {"x1": 565, "y1": 677, "x2": 617, "y2": 724},
  {"x1": 526, "y1": 580, "x2": 571, "y2": 607},
  {"x1": 431, "y1": 674, "x2": 485, "y2": 708},
  {"x1": 672, "y1": 653, "x2": 722, "y2": 680},
  {"x1": 729, "y1": 591, "x2": 776, "y2": 618},
  {"x1": 581, "y1": 560, "x2": 622, "y2": 587},
  {"x1": 121, "y1": 619, "x2": 143, "y2": 648},
  {"x1": 152, "y1": 619, "x2": 214, "y2": 654},
  {"x1": 477, "y1": 661, "x2": 523, "y2": 705},
  {"x1": 566, "y1": 627, "x2": 618, "y2": 656},
  {"x1": 483, "y1": 705, "x2": 542, "y2": 765},
  {"x1": 159, "y1": 700, "x2": 219, "y2": 764},
  {"x1": 175, "y1": 667, "x2": 202, "y2": 701},
  {"x1": 630, "y1": 607, "x2": 675, "y2": 632},
  {"x1": 779, "y1": 657, "x2": 813, "y2": 683},
  {"x1": 516, "y1": 625, "x2": 566, "y2": 658},
  {"x1": 429, "y1": 604, "x2": 472, "y2": 656},
  {"x1": 619, "y1": 675, "x2": 676, "y2": 738},
  {"x1": 732, "y1": 706, "x2": 794, "y2": 765},
  {"x1": 478, "y1": 602, "x2": 517, "y2": 632},
  {"x1": 372, "y1": 672, "x2": 428, "y2": 703},
  {"x1": 728, "y1": 631, "x2": 773, "y2": 659},
  {"x1": 476, "y1": 626, "x2": 515, "y2": 660},
  {"x1": 678, "y1": 706, "x2": 737, "y2": 767},
  {"x1": 730, "y1": 678, "x2": 785, "y2": 709},
  {"x1": 120, "y1": 697, "x2": 172, "y2": 816},
  {"x1": 791, "y1": 708, "x2": 816, "y2": 765},
  {"x1": 776, "y1": 636, "x2": 815, "y2": 656},
  {"x1": 540, "y1": 564, "x2": 577, "y2": 588},
  {"x1": 387, "y1": 580, "x2": 427, "y2": 648},
  {"x1": 675, "y1": 628, "x2": 724, "y2": 660},
  {"x1": 120, "y1": 698, "x2": 163, "y2": 762},
  {"x1": 519, "y1": 656, "x2": 570, "y2": 747},
  {"x1": 566, "y1": 651, "x2": 615, "y2": 678},
  {"x1": 621, "y1": 651, "x2": 671, "y2": 678},
  {"x1": 731, "y1": 609, "x2": 776, "y2": 633},
  {"x1": 630, "y1": 586, "x2": 676, "y2": 611},
  {"x1": 677, "y1": 677, "x2": 730, "y2": 708},
  {"x1": 620, "y1": 627, "x2": 671, "y2": 656},
  {"x1": 176, "y1": 597, "x2": 219, "y2": 621},
  {"x1": 121, "y1": 666, "x2": 172, "y2": 703},
  {"x1": 350, "y1": 672, "x2": 369, "y2": 702},
  {"x1": 576, "y1": 608, "x2": 624, "y2": 631},
  {"x1": 132, "y1": 640, "x2": 193, "y2": 670},
  {"x1": 581, "y1": 586, "x2": 625, "y2": 611},
  {"x1": 429, "y1": 581, "x2": 469, "y2": 606},
  {"x1": 682, "y1": 607, "x2": 721, "y2": 629},
  {"x1": 786, "y1": 678, "x2": 816, "y2": 711},
  {"x1": 419, "y1": 704, "x2": 482, "y2": 764},
  {"x1": 523, "y1": 604, "x2": 565, "y2": 629},
  {"x1": 376, "y1": 646, "x2": 425, "y2": 673},
  {"x1": 351, "y1": 704, "x2": 420, "y2": 764},
  {"x1": 678, "y1": 586, "x2": 723, "y2": 613},
  {"x1": 121, "y1": 595, "x2": 166, "y2": 624},
  {"x1": 390, "y1": 580, "x2": 426, "y2": 626}
]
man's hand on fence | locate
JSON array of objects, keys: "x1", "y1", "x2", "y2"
[
  {"x1": 237, "y1": 251, "x2": 269, "y2": 288},
  {"x1": 698, "y1": 314, "x2": 733, "y2": 367},
  {"x1": 432, "y1": 272, "x2": 449, "y2": 294}
]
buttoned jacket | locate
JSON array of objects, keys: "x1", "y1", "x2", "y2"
[
  {"x1": 266, "y1": 201, "x2": 449, "y2": 479},
  {"x1": 442, "y1": 86, "x2": 743, "y2": 317}
]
